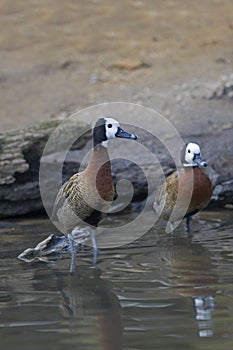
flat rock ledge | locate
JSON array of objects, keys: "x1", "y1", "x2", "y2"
[{"x1": 0, "y1": 118, "x2": 232, "y2": 219}]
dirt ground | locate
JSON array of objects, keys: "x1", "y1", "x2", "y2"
[{"x1": 0, "y1": 0, "x2": 233, "y2": 133}]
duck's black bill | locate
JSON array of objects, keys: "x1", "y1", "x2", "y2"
[
  {"x1": 194, "y1": 155, "x2": 208, "y2": 168},
  {"x1": 115, "y1": 127, "x2": 137, "y2": 140}
]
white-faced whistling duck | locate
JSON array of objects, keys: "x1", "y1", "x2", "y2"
[
  {"x1": 52, "y1": 117, "x2": 137, "y2": 271},
  {"x1": 153, "y1": 142, "x2": 212, "y2": 233}
]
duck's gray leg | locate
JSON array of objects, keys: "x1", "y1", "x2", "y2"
[
  {"x1": 186, "y1": 216, "x2": 192, "y2": 233},
  {"x1": 68, "y1": 233, "x2": 76, "y2": 273},
  {"x1": 166, "y1": 221, "x2": 175, "y2": 234},
  {"x1": 90, "y1": 229, "x2": 98, "y2": 268}
]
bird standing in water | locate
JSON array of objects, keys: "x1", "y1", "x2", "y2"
[
  {"x1": 153, "y1": 142, "x2": 212, "y2": 233},
  {"x1": 52, "y1": 117, "x2": 137, "y2": 271}
]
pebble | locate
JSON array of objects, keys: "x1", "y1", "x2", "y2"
[
  {"x1": 207, "y1": 73, "x2": 233, "y2": 100},
  {"x1": 109, "y1": 60, "x2": 151, "y2": 71},
  {"x1": 222, "y1": 123, "x2": 233, "y2": 130}
]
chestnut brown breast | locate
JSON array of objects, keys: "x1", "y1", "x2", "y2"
[
  {"x1": 53, "y1": 145, "x2": 114, "y2": 234},
  {"x1": 85, "y1": 145, "x2": 114, "y2": 203},
  {"x1": 159, "y1": 166, "x2": 212, "y2": 222},
  {"x1": 184, "y1": 167, "x2": 212, "y2": 215}
]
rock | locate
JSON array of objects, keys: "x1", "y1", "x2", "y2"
[
  {"x1": 18, "y1": 229, "x2": 90, "y2": 262},
  {"x1": 0, "y1": 117, "x2": 232, "y2": 219},
  {"x1": 211, "y1": 179, "x2": 233, "y2": 208},
  {"x1": 0, "y1": 119, "x2": 91, "y2": 218},
  {"x1": 206, "y1": 73, "x2": 233, "y2": 100},
  {"x1": 109, "y1": 59, "x2": 151, "y2": 71}
]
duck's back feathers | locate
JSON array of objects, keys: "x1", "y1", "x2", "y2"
[
  {"x1": 52, "y1": 163, "x2": 114, "y2": 233},
  {"x1": 51, "y1": 173, "x2": 80, "y2": 222},
  {"x1": 154, "y1": 171, "x2": 179, "y2": 221}
]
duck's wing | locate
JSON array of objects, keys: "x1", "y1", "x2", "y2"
[
  {"x1": 153, "y1": 182, "x2": 166, "y2": 215},
  {"x1": 153, "y1": 171, "x2": 178, "y2": 217},
  {"x1": 164, "y1": 172, "x2": 179, "y2": 203},
  {"x1": 51, "y1": 173, "x2": 80, "y2": 221}
]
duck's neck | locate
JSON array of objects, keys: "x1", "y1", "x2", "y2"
[
  {"x1": 85, "y1": 144, "x2": 113, "y2": 195},
  {"x1": 183, "y1": 163, "x2": 198, "y2": 168}
]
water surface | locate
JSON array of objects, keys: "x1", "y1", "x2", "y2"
[{"x1": 0, "y1": 210, "x2": 233, "y2": 350}]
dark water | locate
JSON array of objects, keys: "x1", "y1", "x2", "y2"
[{"x1": 0, "y1": 210, "x2": 233, "y2": 350}]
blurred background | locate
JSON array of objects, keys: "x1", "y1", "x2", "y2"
[{"x1": 1, "y1": 0, "x2": 233, "y2": 132}]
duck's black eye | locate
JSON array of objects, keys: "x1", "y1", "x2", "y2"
[
  {"x1": 188, "y1": 149, "x2": 191, "y2": 153},
  {"x1": 107, "y1": 123, "x2": 112, "y2": 128}
]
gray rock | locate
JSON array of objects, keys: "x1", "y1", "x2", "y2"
[
  {"x1": 0, "y1": 117, "x2": 232, "y2": 218},
  {"x1": 0, "y1": 119, "x2": 91, "y2": 218},
  {"x1": 211, "y1": 180, "x2": 233, "y2": 207}
]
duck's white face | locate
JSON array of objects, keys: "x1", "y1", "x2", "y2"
[
  {"x1": 185, "y1": 143, "x2": 201, "y2": 164},
  {"x1": 184, "y1": 142, "x2": 208, "y2": 167},
  {"x1": 93, "y1": 117, "x2": 137, "y2": 148},
  {"x1": 104, "y1": 117, "x2": 120, "y2": 140},
  {"x1": 103, "y1": 117, "x2": 137, "y2": 146}
]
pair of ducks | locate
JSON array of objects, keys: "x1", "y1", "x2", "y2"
[{"x1": 52, "y1": 117, "x2": 212, "y2": 271}]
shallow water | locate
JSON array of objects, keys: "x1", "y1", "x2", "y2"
[{"x1": 0, "y1": 210, "x2": 233, "y2": 350}]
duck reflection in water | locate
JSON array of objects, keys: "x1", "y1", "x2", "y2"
[
  {"x1": 192, "y1": 295, "x2": 215, "y2": 337},
  {"x1": 56, "y1": 266, "x2": 122, "y2": 350},
  {"x1": 158, "y1": 236, "x2": 216, "y2": 338}
]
